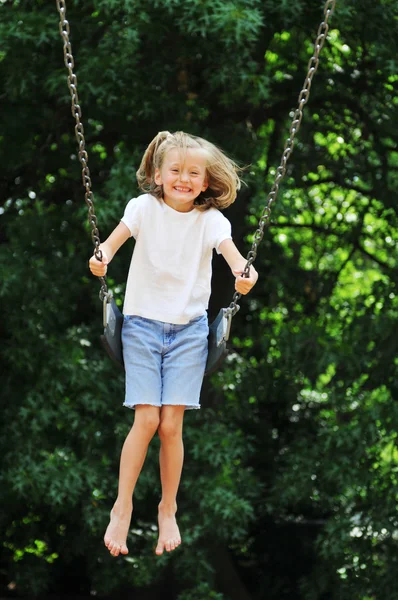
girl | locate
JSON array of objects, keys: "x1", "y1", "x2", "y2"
[{"x1": 89, "y1": 131, "x2": 258, "y2": 558}]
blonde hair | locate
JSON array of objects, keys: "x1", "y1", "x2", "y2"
[{"x1": 136, "y1": 131, "x2": 242, "y2": 211}]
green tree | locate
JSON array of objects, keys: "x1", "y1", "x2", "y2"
[{"x1": 1, "y1": 1, "x2": 397, "y2": 599}]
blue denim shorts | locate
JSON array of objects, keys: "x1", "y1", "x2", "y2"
[{"x1": 121, "y1": 314, "x2": 209, "y2": 410}]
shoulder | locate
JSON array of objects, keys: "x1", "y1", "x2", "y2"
[
  {"x1": 126, "y1": 193, "x2": 155, "y2": 207},
  {"x1": 205, "y1": 207, "x2": 231, "y2": 226},
  {"x1": 123, "y1": 193, "x2": 159, "y2": 214}
]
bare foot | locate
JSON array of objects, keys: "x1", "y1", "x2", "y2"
[
  {"x1": 155, "y1": 505, "x2": 181, "y2": 555},
  {"x1": 104, "y1": 503, "x2": 132, "y2": 557}
]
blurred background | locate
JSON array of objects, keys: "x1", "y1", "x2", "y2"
[{"x1": 1, "y1": 1, "x2": 397, "y2": 599}]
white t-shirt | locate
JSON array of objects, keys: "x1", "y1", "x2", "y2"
[{"x1": 121, "y1": 193, "x2": 232, "y2": 324}]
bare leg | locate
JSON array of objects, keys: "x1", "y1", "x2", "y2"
[
  {"x1": 155, "y1": 406, "x2": 185, "y2": 555},
  {"x1": 104, "y1": 405, "x2": 160, "y2": 557}
]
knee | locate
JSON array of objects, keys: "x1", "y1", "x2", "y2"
[
  {"x1": 134, "y1": 407, "x2": 160, "y2": 436},
  {"x1": 158, "y1": 418, "x2": 182, "y2": 442}
]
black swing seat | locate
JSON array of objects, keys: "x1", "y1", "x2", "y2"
[
  {"x1": 99, "y1": 297, "x2": 232, "y2": 376},
  {"x1": 100, "y1": 296, "x2": 124, "y2": 368},
  {"x1": 204, "y1": 308, "x2": 231, "y2": 375}
]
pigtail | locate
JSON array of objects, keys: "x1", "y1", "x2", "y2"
[{"x1": 136, "y1": 131, "x2": 171, "y2": 192}]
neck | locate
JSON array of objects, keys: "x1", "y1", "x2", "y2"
[{"x1": 163, "y1": 196, "x2": 195, "y2": 213}]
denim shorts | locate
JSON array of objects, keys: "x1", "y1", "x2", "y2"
[{"x1": 121, "y1": 314, "x2": 209, "y2": 410}]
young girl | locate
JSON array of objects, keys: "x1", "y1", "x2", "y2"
[{"x1": 89, "y1": 131, "x2": 258, "y2": 558}]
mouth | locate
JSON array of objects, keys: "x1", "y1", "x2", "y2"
[{"x1": 174, "y1": 186, "x2": 192, "y2": 193}]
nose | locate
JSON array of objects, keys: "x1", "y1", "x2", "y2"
[{"x1": 180, "y1": 169, "x2": 189, "y2": 182}]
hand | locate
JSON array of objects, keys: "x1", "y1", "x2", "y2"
[
  {"x1": 233, "y1": 266, "x2": 258, "y2": 295},
  {"x1": 89, "y1": 249, "x2": 108, "y2": 277}
]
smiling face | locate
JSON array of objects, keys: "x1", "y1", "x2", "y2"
[{"x1": 154, "y1": 147, "x2": 209, "y2": 212}]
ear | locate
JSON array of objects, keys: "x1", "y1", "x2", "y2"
[
  {"x1": 201, "y1": 177, "x2": 209, "y2": 192},
  {"x1": 154, "y1": 168, "x2": 162, "y2": 186}
]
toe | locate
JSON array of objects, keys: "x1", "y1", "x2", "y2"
[
  {"x1": 109, "y1": 542, "x2": 118, "y2": 555},
  {"x1": 165, "y1": 540, "x2": 172, "y2": 552},
  {"x1": 120, "y1": 544, "x2": 129, "y2": 555},
  {"x1": 155, "y1": 542, "x2": 164, "y2": 556}
]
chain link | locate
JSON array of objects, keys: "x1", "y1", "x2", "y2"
[
  {"x1": 56, "y1": 0, "x2": 109, "y2": 301},
  {"x1": 227, "y1": 0, "x2": 336, "y2": 318}
]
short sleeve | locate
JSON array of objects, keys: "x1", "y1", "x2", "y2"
[
  {"x1": 120, "y1": 197, "x2": 143, "y2": 239},
  {"x1": 209, "y1": 210, "x2": 232, "y2": 254}
]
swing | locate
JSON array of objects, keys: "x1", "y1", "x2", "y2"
[{"x1": 56, "y1": 0, "x2": 336, "y2": 375}]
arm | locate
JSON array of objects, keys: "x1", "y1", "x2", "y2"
[
  {"x1": 218, "y1": 238, "x2": 258, "y2": 295},
  {"x1": 89, "y1": 221, "x2": 131, "y2": 277}
]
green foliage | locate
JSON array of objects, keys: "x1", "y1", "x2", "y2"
[
  {"x1": 1, "y1": 0, "x2": 398, "y2": 599},
  {"x1": 177, "y1": 582, "x2": 225, "y2": 600}
]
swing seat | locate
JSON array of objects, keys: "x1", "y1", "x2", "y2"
[
  {"x1": 204, "y1": 308, "x2": 231, "y2": 376},
  {"x1": 99, "y1": 297, "x2": 231, "y2": 376},
  {"x1": 100, "y1": 296, "x2": 124, "y2": 368}
]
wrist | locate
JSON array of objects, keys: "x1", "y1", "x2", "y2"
[{"x1": 99, "y1": 243, "x2": 113, "y2": 262}]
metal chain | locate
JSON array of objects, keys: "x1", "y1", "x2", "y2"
[
  {"x1": 56, "y1": 0, "x2": 109, "y2": 302},
  {"x1": 227, "y1": 0, "x2": 336, "y2": 318}
]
